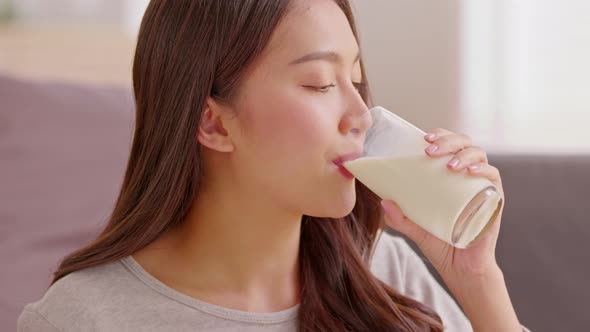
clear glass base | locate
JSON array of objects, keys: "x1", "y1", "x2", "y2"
[{"x1": 451, "y1": 186, "x2": 503, "y2": 248}]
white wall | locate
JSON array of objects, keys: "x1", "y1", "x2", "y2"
[
  {"x1": 351, "y1": 0, "x2": 462, "y2": 132},
  {"x1": 11, "y1": 0, "x2": 125, "y2": 23},
  {"x1": 353, "y1": 0, "x2": 589, "y2": 153},
  {"x1": 462, "y1": 0, "x2": 590, "y2": 153},
  {"x1": 9, "y1": 0, "x2": 149, "y2": 35}
]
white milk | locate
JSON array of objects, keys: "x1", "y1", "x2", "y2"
[{"x1": 344, "y1": 154, "x2": 503, "y2": 248}]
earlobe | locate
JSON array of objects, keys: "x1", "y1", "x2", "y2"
[{"x1": 197, "y1": 99, "x2": 235, "y2": 153}]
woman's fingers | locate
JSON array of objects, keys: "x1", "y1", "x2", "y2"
[
  {"x1": 446, "y1": 146, "x2": 489, "y2": 171},
  {"x1": 381, "y1": 200, "x2": 431, "y2": 248},
  {"x1": 467, "y1": 163, "x2": 503, "y2": 190},
  {"x1": 424, "y1": 128, "x2": 454, "y2": 142},
  {"x1": 425, "y1": 131, "x2": 473, "y2": 156},
  {"x1": 381, "y1": 200, "x2": 449, "y2": 263}
]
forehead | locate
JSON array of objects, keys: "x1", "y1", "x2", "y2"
[{"x1": 261, "y1": 0, "x2": 359, "y2": 65}]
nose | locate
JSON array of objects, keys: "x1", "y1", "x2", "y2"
[{"x1": 338, "y1": 88, "x2": 373, "y2": 137}]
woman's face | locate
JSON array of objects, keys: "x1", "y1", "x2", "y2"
[{"x1": 224, "y1": 0, "x2": 372, "y2": 218}]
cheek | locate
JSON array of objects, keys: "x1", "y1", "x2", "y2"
[{"x1": 243, "y1": 92, "x2": 333, "y2": 158}]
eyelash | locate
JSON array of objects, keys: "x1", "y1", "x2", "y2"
[{"x1": 304, "y1": 82, "x2": 365, "y2": 93}]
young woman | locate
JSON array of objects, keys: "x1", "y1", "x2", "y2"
[{"x1": 18, "y1": 1, "x2": 529, "y2": 331}]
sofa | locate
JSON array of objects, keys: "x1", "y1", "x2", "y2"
[{"x1": 1, "y1": 73, "x2": 588, "y2": 332}]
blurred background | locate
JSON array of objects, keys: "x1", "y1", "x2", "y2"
[
  {"x1": 2, "y1": 2, "x2": 589, "y2": 332},
  {"x1": 0, "y1": 0, "x2": 589, "y2": 154}
]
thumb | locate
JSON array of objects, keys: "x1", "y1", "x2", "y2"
[{"x1": 380, "y1": 200, "x2": 432, "y2": 249}]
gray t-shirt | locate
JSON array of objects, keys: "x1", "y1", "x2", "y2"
[{"x1": 17, "y1": 232, "x2": 483, "y2": 331}]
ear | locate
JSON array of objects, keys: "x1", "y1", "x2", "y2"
[{"x1": 197, "y1": 97, "x2": 235, "y2": 152}]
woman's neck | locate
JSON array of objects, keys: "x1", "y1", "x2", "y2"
[{"x1": 134, "y1": 181, "x2": 303, "y2": 312}]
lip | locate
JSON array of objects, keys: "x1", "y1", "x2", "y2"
[
  {"x1": 332, "y1": 152, "x2": 363, "y2": 179},
  {"x1": 332, "y1": 152, "x2": 363, "y2": 166}
]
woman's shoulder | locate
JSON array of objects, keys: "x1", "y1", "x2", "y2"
[
  {"x1": 369, "y1": 229, "x2": 418, "y2": 290},
  {"x1": 18, "y1": 259, "x2": 133, "y2": 331},
  {"x1": 371, "y1": 229, "x2": 415, "y2": 258},
  {"x1": 39, "y1": 258, "x2": 130, "y2": 303},
  {"x1": 369, "y1": 230, "x2": 474, "y2": 331}
]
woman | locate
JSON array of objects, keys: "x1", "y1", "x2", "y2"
[{"x1": 18, "y1": 0, "x2": 529, "y2": 331}]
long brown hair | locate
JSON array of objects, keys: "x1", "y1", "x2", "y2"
[{"x1": 53, "y1": 1, "x2": 443, "y2": 331}]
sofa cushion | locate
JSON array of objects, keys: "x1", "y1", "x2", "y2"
[
  {"x1": 0, "y1": 74, "x2": 134, "y2": 331},
  {"x1": 491, "y1": 154, "x2": 590, "y2": 332}
]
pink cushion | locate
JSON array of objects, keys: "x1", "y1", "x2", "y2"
[{"x1": 0, "y1": 74, "x2": 134, "y2": 331}]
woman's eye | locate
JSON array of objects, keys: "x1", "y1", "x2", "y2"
[
  {"x1": 303, "y1": 82, "x2": 365, "y2": 94},
  {"x1": 303, "y1": 84, "x2": 336, "y2": 93}
]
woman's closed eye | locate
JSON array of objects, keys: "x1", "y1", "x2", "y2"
[
  {"x1": 303, "y1": 83, "x2": 336, "y2": 93},
  {"x1": 303, "y1": 82, "x2": 364, "y2": 93}
]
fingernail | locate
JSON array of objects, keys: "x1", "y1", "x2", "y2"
[
  {"x1": 448, "y1": 157, "x2": 460, "y2": 168},
  {"x1": 425, "y1": 133, "x2": 437, "y2": 141},
  {"x1": 425, "y1": 144, "x2": 439, "y2": 154},
  {"x1": 469, "y1": 164, "x2": 481, "y2": 171}
]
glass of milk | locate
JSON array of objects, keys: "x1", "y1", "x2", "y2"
[{"x1": 343, "y1": 106, "x2": 503, "y2": 248}]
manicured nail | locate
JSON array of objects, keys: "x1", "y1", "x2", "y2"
[
  {"x1": 425, "y1": 133, "x2": 437, "y2": 141},
  {"x1": 469, "y1": 164, "x2": 481, "y2": 171},
  {"x1": 425, "y1": 144, "x2": 439, "y2": 154},
  {"x1": 448, "y1": 157, "x2": 460, "y2": 168}
]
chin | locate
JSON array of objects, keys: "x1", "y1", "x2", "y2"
[
  {"x1": 311, "y1": 195, "x2": 357, "y2": 219},
  {"x1": 330, "y1": 210, "x2": 354, "y2": 219}
]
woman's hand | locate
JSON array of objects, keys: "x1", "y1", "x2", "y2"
[
  {"x1": 380, "y1": 128, "x2": 505, "y2": 282},
  {"x1": 381, "y1": 129, "x2": 525, "y2": 332}
]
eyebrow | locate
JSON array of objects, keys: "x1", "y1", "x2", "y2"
[{"x1": 289, "y1": 50, "x2": 361, "y2": 65}]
